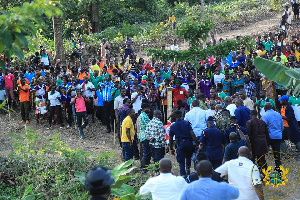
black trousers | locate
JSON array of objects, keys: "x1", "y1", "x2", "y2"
[
  {"x1": 76, "y1": 111, "x2": 88, "y2": 128},
  {"x1": 20, "y1": 101, "x2": 30, "y2": 121},
  {"x1": 270, "y1": 139, "x2": 281, "y2": 167},
  {"x1": 66, "y1": 104, "x2": 73, "y2": 125},
  {"x1": 103, "y1": 100, "x2": 114, "y2": 130},
  {"x1": 49, "y1": 105, "x2": 63, "y2": 126},
  {"x1": 96, "y1": 106, "x2": 104, "y2": 123}
]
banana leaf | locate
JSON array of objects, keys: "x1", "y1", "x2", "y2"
[{"x1": 253, "y1": 57, "x2": 300, "y2": 95}]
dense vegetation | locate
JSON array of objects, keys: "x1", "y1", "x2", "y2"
[
  {"x1": 0, "y1": 129, "x2": 154, "y2": 199},
  {"x1": 0, "y1": 0, "x2": 285, "y2": 62}
]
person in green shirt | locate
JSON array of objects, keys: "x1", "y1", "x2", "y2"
[
  {"x1": 254, "y1": 90, "x2": 275, "y2": 117},
  {"x1": 188, "y1": 89, "x2": 206, "y2": 110},
  {"x1": 289, "y1": 95, "x2": 300, "y2": 105},
  {"x1": 262, "y1": 37, "x2": 273, "y2": 52},
  {"x1": 216, "y1": 83, "x2": 227, "y2": 100},
  {"x1": 101, "y1": 66, "x2": 110, "y2": 82},
  {"x1": 112, "y1": 82, "x2": 121, "y2": 100},
  {"x1": 161, "y1": 65, "x2": 172, "y2": 79},
  {"x1": 90, "y1": 70, "x2": 101, "y2": 90}
]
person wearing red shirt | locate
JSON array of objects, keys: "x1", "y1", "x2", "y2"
[
  {"x1": 18, "y1": 79, "x2": 30, "y2": 123},
  {"x1": 172, "y1": 79, "x2": 188, "y2": 108},
  {"x1": 3, "y1": 69, "x2": 15, "y2": 108}
]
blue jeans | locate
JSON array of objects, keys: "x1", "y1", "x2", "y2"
[
  {"x1": 151, "y1": 146, "x2": 165, "y2": 164},
  {"x1": 122, "y1": 142, "x2": 134, "y2": 161},
  {"x1": 177, "y1": 140, "x2": 194, "y2": 176},
  {"x1": 141, "y1": 140, "x2": 151, "y2": 168}
]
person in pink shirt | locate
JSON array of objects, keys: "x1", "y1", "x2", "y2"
[
  {"x1": 3, "y1": 69, "x2": 15, "y2": 108},
  {"x1": 70, "y1": 88, "x2": 90, "y2": 139}
]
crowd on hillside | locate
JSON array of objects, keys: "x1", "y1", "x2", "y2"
[{"x1": 2, "y1": 5, "x2": 300, "y2": 200}]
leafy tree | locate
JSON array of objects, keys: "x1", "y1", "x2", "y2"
[
  {"x1": 175, "y1": 18, "x2": 214, "y2": 48},
  {"x1": 0, "y1": 0, "x2": 61, "y2": 69}
]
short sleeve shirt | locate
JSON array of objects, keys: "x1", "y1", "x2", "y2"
[
  {"x1": 172, "y1": 87, "x2": 187, "y2": 107},
  {"x1": 72, "y1": 96, "x2": 86, "y2": 112},
  {"x1": 19, "y1": 85, "x2": 30, "y2": 102},
  {"x1": 48, "y1": 91, "x2": 61, "y2": 106},
  {"x1": 169, "y1": 119, "x2": 193, "y2": 140},
  {"x1": 3, "y1": 74, "x2": 14, "y2": 88},
  {"x1": 121, "y1": 116, "x2": 135, "y2": 142}
]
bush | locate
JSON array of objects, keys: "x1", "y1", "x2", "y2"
[{"x1": 0, "y1": 128, "x2": 118, "y2": 199}]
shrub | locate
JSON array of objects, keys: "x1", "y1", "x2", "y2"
[{"x1": 0, "y1": 128, "x2": 118, "y2": 199}]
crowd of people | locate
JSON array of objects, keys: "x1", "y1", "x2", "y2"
[{"x1": 2, "y1": 4, "x2": 300, "y2": 200}]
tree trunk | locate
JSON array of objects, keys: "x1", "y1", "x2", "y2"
[
  {"x1": 91, "y1": 1, "x2": 100, "y2": 33},
  {"x1": 201, "y1": 0, "x2": 204, "y2": 19},
  {"x1": 52, "y1": 15, "x2": 65, "y2": 64}
]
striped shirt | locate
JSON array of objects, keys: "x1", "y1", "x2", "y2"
[{"x1": 100, "y1": 81, "x2": 114, "y2": 101}]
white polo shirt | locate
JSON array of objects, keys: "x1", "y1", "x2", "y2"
[
  {"x1": 140, "y1": 173, "x2": 188, "y2": 200},
  {"x1": 215, "y1": 156, "x2": 261, "y2": 200}
]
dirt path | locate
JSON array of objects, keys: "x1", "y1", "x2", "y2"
[{"x1": 215, "y1": 13, "x2": 283, "y2": 40}]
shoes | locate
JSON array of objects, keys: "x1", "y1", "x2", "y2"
[
  {"x1": 20, "y1": 120, "x2": 25, "y2": 124},
  {"x1": 25, "y1": 120, "x2": 29, "y2": 124},
  {"x1": 46, "y1": 126, "x2": 52, "y2": 130},
  {"x1": 60, "y1": 126, "x2": 64, "y2": 129},
  {"x1": 66, "y1": 124, "x2": 70, "y2": 129},
  {"x1": 106, "y1": 129, "x2": 111, "y2": 133}
]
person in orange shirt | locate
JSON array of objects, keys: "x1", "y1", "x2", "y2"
[
  {"x1": 279, "y1": 95, "x2": 300, "y2": 152},
  {"x1": 16, "y1": 72, "x2": 30, "y2": 86},
  {"x1": 18, "y1": 78, "x2": 31, "y2": 123},
  {"x1": 107, "y1": 64, "x2": 118, "y2": 75},
  {"x1": 77, "y1": 67, "x2": 90, "y2": 83}
]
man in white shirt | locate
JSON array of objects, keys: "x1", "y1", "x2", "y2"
[
  {"x1": 225, "y1": 96, "x2": 237, "y2": 116},
  {"x1": 239, "y1": 89, "x2": 254, "y2": 110},
  {"x1": 214, "y1": 69, "x2": 225, "y2": 85},
  {"x1": 184, "y1": 100, "x2": 208, "y2": 138},
  {"x1": 140, "y1": 158, "x2": 188, "y2": 200},
  {"x1": 170, "y1": 39, "x2": 179, "y2": 51},
  {"x1": 81, "y1": 76, "x2": 96, "y2": 122},
  {"x1": 215, "y1": 146, "x2": 264, "y2": 200},
  {"x1": 114, "y1": 88, "x2": 128, "y2": 122},
  {"x1": 131, "y1": 86, "x2": 144, "y2": 113}
]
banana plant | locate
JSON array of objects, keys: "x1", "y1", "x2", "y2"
[
  {"x1": 73, "y1": 159, "x2": 152, "y2": 200},
  {"x1": 254, "y1": 57, "x2": 300, "y2": 96}
]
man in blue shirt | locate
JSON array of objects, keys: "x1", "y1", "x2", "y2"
[
  {"x1": 180, "y1": 160, "x2": 239, "y2": 200},
  {"x1": 24, "y1": 67, "x2": 35, "y2": 84},
  {"x1": 199, "y1": 116, "x2": 227, "y2": 169},
  {"x1": 169, "y1": 110, "x2": 199, "y2": 176},
  {"x1": 223, "y1": 128, "x2": 247, "y2": 163},
  {"x1": 234, "y1": 98, "x2": 250, "y2": 127},
  {"x1": 100, "y1": 76, "x2": 115, "y2": 133},
  {"x1": 262, "y1": 102, "x2": 284, "y2": 167}
]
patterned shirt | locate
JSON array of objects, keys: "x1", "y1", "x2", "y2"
[
  {"x1": 216, "y1": 116, "x2": 231, "y2": 131},
  {"x1": 139, "y1": 111, "x2": 150, "y2": 142},
  {"x1": 100, "y1": 81, "x2": 114, "y2": 101},
  {"x1": 145, "y1": 117, "x2": 166, "y2": 148},
  {"x1": 244, "y1": 81, "x2": 256, "y2": 99},
  {"x1": 147, "y1": 88, "x2": 159, "y2": 103}
]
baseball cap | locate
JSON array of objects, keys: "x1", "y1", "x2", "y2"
[{"x1": 278, "y1": 95, "x2": 289, "y2": 101}]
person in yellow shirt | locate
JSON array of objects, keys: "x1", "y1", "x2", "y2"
[
  {"x1": 121, "y1": 109, "x2": 136, "y2": 161},
  {"x1": 91, "y1": 59, "x2": 101, "y2": 73},
  {"x1": 165, "y1": 13, "x2": 176, "y2": 29}
]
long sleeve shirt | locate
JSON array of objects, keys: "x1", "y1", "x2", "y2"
[{"x1": 262, "y1": 109, "x2": 284, "y2": 139}]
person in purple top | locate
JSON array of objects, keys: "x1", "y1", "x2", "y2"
[{"x1": 198, "y1": 72, "x2": 213, "y2": 99}]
